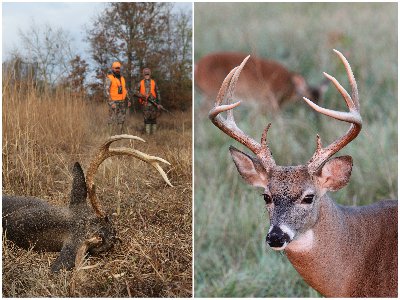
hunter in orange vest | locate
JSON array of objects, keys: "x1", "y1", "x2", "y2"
[
  {"x1": 136, "y1": 68, "x2": 162, "y2": 135},
  {"x1": 105, "y1": 61, "x2": 131, "y2": 135}
]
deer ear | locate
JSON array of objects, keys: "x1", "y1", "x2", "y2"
[
  {"x1": 70, "y1": 162, "x2": 88, "y2": 206},
  {"x1": 318, "y1": 77, "x2": 330, "y2": 96},
  {"x1": 317, "y1": 156, "x2": 353, "y2": 191},
  {"x1": 229, "y1": 146, "x2": 269, "y2": 188},
  {"x1": 292, "y1": 73, "x2": 309, "y2": 96}
]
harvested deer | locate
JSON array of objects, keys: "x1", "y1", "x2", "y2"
[
  {"x1": 209, "y1": 50, "x2": 397, "y2": 297},
  {"x1": 2, "y1": 135, "x2": 172, "y2": 273},
  {"x1": 196, "y1": 51, "x2": 328, "y2": 110}
]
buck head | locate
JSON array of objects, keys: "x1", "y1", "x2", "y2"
[
  {"x1": 291, "y1": 73, "x2": 330, "y2": 106},
  {"x1": 85, "y1": 215, "x2": 118, "y2": 255},
  {"x1": 230, "y1": 147, "x2": 353, "y2": 249},
  {"x1": 68, "y1": 162, "x2": 118, "y2": 254},
  {"x1": 209, "y1": 50, "x2": 361, "y2": 251}
]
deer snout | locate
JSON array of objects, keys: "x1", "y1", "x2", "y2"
[{"x1": 266, "y1": 225, "x2": 293, "y2": 250}]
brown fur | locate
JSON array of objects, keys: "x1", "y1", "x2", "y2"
[{"x1": 286, "y1": 198, "x2": 398, "y2": 297}]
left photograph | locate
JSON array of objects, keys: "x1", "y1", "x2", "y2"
[{"x1": 2, "y1": 2, "x2": 192, "y2": 297}]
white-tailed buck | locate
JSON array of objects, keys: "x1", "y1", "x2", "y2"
[
  {"x1": 196, "y1": 51, "x2": 328, "y2": 110},
  {"x1": 209, "y1": 50, "x2": 397, "y2": 297},
  {"x1": 2, "y1": 135, "x2": 172, "y2": 273}
]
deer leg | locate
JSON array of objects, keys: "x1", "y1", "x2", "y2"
[
  {"x1": 51, "y1": 236, "x2": 103, "y2": 273},
  {"x1": 51, "y1": 239, "x2": 80, "y2": 273}
]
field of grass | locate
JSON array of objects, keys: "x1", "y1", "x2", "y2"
[
  {"x1": 2, "y1": 77, "x2": 192, "y2": 297},
  {"x1": 194, "y1": 3, "x2": 397, "y2": 297}
]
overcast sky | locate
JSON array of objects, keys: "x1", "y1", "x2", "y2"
[{"x1": 2, "y1": 2, "x2": 192, "y2": 62}]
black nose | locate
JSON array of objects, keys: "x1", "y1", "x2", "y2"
[{"x1": 266, "y1": 227, "x2": 290, "y2": 248}]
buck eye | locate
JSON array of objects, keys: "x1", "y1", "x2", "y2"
[
  {"x1": 302, "y1": 194, "x2": 314, "y2": 204},
  {"x1": 262, "y1": 193, "x2": 272, "y2": 204}
]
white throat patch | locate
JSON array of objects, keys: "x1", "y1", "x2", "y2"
[{"x1": 286, "y1": 229, "x2": 314, "y2": 252}]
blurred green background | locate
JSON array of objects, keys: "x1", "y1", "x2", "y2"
[{"x1": 194, "y1": 3, "x2": 397, "y2": 297}]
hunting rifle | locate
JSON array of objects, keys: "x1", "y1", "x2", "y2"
[{"x1": 146, "y1": 96, "x2": 173, "y2": 115}]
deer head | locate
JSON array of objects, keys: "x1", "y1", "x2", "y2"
[
  {"x1": 209, "y1": 50, "x2": 361, "y2": 250},
  {"x1": 2, "y1": 134, "x2": 173, "y2": 272}
]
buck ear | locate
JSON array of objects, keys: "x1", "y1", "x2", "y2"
[
  {"x1": 292, "y1": 73, "x2": 309, "y2": 96},
  {"x1": 70, "y1": 162, "x2": 88, "y2": 206},
  {"x1": 318, "y1": 77, "x2": 330, "y2": 96},
  {"x1": 229, "y1": 146, "x2": 269, "y2": 188},
  {"x1": 316, "y1": 156, "x2": 353, "y2": 191}
]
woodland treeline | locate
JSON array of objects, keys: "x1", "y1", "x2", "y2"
[{"x1": 3, "y1": 3, "x2": 192, "y2": 110}]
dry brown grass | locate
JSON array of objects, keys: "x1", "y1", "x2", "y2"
[{"x1": 2, "y1": 77, "x2": 192, "y2": 297}]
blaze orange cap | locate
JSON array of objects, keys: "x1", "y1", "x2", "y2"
[{"x1": 112, "y1": 61, "x2": 121, "y2": 68}]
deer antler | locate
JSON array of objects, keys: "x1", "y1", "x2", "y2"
[
  {"x1": 208, "y1": 55, "x2": 276, "y2": 170},
  {"x1": 86, "y1": 134, "x2": 173, "y2": 217},
  {"x1": 303, "y1": 49, "x2": 362, "y2": 174}
]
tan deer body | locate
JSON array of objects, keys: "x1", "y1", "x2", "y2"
[
  {"x1": 209, "y1": 51, "x2": 398, "y2": 297},
  {"x1": 196, "y1": 52, "x2": 327, "y2": 110}
]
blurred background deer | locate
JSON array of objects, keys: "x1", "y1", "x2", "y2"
[
  {"x1": 3, "y1": 135, "x2": 172, "y2": 273},
  {"x1": 195, "y1": 52, "x2": 329, "y2": 111},
  {"x1": 209, "y1": 51, "x2": 397, "y2": 297}
]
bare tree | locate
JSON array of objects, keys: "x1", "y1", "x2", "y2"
[
  {"x1": 18, "y1": 20, "x2": 75, "y2": 88},
  {"x1": 65, "y1": 55, "x2": 89, "y2": 95}
]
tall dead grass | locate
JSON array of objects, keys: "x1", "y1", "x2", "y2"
[{"x1": 2, "y1": 74, "x2": 192, "y2": 297}]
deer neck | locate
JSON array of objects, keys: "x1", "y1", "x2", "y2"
[{"x1": 284, "y1": 195, "x2": 359, "y2": 297}]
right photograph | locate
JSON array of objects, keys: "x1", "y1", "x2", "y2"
[{"x1": 194, "y1": 2, "x2": 397, "y2": 298}]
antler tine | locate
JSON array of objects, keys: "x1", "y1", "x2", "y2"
[
  {"x1": 86, "y1": 135, "x2": 172, "y2": 217},
  {"x1": 333, "y1": 49, "x2": 360, "y2": 110},
  {"x1": 225, "y1": 57, "x2": 249, "y2": 122},
  {"x1": 86, "y1": 135, "x2": 146, "y2": 217},
  {"x1": 109, "y1": 148, "x2": 173, "y2": 187},
  {"x1": 209, "y1": 56, "x2": 275, "y2": 167},
  {"x1": 215, "y1": 66, "x2": 238, "y2": 106},
  {"x1": 303, "y1": 49, "x2": 362, "y2": 174}
]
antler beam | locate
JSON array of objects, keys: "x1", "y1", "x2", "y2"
[
  {"x1": 208, "y1": 56, "x2": 276, "y2": 170},
  {"x1": 303, "y1": 49, "x2": 362, "y2": 174}
]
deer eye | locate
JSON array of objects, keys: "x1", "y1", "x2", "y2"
[
  {"x1": 262, "y1": 193, "x2": 272, "y2": 204},
  {"x1": 302, "y1": 194, "x2": 314, "y2": 204}
]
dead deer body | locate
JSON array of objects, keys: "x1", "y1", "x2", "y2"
[
  {"x1": 196, "y1": 51, "x2": 328, "y2": 110},
  {"x1": 209, "y1": 50, "x2": 397, "y2": 297},
  {"x1": 2, "y1": 134, "x2": 173, "y2": 273}
]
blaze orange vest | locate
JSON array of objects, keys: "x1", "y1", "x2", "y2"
[
  {"x1": 107, "y1": 74, "x2": 127, "y2": 101},
  {"x1": 140, "y1": 79, "x2": 156, "y2": 99}
]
